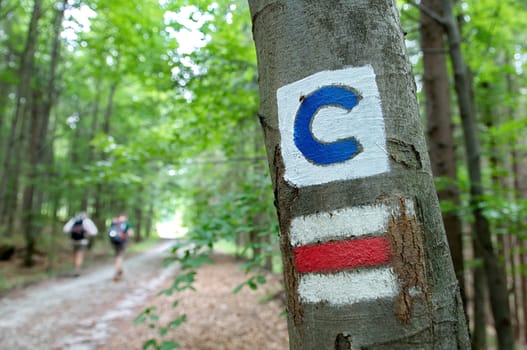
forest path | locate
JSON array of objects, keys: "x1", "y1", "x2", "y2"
[
  {"x1": 0, "y1": 242, "x2": 289, "y2": 349},
  {"x1": 0, "y1": 240, "x2": 178, "y2": 350}
]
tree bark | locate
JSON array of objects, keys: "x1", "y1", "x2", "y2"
[
  {"x1": 20, "y1": 0, "x2": 66, "y2": 267},
  {"x1": 510, "y1": 70, "x2": 527, "y2": 345},
  {"x1": 419, "y1": 0, "x2": 466, "y2": 309},
  {"x1": 484, "y1": 78, "x2": 520, "y2": 343},
  {"x1": 440, "y1": 0, "x2": 514, "y2": 348},
  {"x1": 134, "y1": 186, "x2": 144, "y2": 242},
  {"x1": 0, "y1": 0, "x2": 42, "y2": 226},
  {"x1": 93, "y1": 78, "x2": 119, "y2": 229},
  {"x1": 249, "y1": 1, "x2": 469, "y2": 348},
  {"x1": 145, "y1": 201, "x2": 154, "y2": 239},
  {"x1": 503, "y1": 59, "x2": 522, "y2": 343},
  {"x1": 472, "y1": 232, "x2": 488, "y2": 349},
  {"x1": 21, "y1": 87, "x2": 42, "y2": 266}
]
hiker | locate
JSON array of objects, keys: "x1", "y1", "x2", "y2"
[
  {"x1": 63, "y1": 212, "x2": 98, "y2": 276},
  {"x1": 108, "y1": 213, "x2": 133, "y2": 281}
]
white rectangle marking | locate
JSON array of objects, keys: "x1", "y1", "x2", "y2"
[
  {"x1": 298, "y1": 266, "x2": 399, "y2": 305},
  {"x1": 290, "y1": 204, "x2": 390, "y2": 247}
]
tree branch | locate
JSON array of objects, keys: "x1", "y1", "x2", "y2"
[{"x1": 405, "y1": 0, "x2": 447, "y2": 25}]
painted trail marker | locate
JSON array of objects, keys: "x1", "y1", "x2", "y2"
[
  {"x1": 290, "y1": 201, "x2": 416, "y2": 306},
  {"x1": 277, "y1": 65, "x2": 389, "y2": 187},
  {"x1": 293, "y1": 86, "x2": 361, "y2": 165}
]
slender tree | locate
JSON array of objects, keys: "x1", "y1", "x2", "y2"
[
  {"x1": 20, "y1": 0, "x2": 67, "y2": 266},
  {"x1": 419, "y1": 0, "x2": 466, "y2": 307},
  {"x1": 0, "y1": 0, "x2": 43, "y2": 231},
  {"x1": 468, "y1": 68, "x2": 487, "y2": 350},
  {"x1": 438, "y1": 0, "x2": 514, "y2": 348},
  {"x1": 249, "y1": 1, "x2": 469, "y2": 348}
]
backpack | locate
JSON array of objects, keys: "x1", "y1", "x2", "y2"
[
  {"x1": 70, "y1": 218, "x2": 86, "y2": 240},
  {"x1": 108, "y1": 221, "x2": 128, "y2": 244}
]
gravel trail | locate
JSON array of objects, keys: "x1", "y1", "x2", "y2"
[
  {"x1": 0, "y1": 243, "x2": 289, "y2": 349},
  {"x1": 0, "y1": 241, "x2": 178, "y2": 350}
]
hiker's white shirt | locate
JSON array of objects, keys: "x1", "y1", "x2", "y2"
[{"x1": 63, "y1": 217, "x2": 98, "y2": 235}]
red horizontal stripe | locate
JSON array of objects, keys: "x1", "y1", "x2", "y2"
[{"x1": 294, "y1": 237, "x2": 391, "y2": 273}]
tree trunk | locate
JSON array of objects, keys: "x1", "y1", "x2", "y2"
[
  {"x1": 134, "y1": 200, "x2": 143, "y2": 242},
  {"x1": 484, "y1": 79, "x2": 520, "y2": 343},
  {"x1": 92, "y1": 78, "x2": 119, "y2": 230},
  {"x1": 21, "y1": 88, "x2": 42, "y2": 267},
  {"x1": 440, "y1": 1, "x2": 514, "y2": 348},
  {"x1": 0, "y1": 6, "x2": 18, "y2": 175},
  {"x1": 248, "y1": 1, "x2": 469, "y2": 348},
  {"x1": 92, "y1": 183, "x2": 105, "y2": 233},
  {"x1": 102, "y1": 80, "x2": 118, "y2": 135},
  {"x1": 0, "y1": 0, "x2": 42, "y2": 227},
  {"x1": 82, "y1": 78, "x2": 103, "y2": 211},
  {"x1": 419, "y1": 0, "x2": 466, "y2": 309},
  {"x1": 465, "y1": 68, "x2": 487, "y2": 349},
  {"x1": 20, "y1": 0, "x2": 66, "y2": 267},
  {"x1": 508, "y1": 234, "x2": 520, "y2": 341},
  {"x1": 510, "y1": 73, "x2": 527, "y2": 345},
  {"x1": 504, "y1": 59, "x2": 522, "y2": 343},
  {"x1": 144, "y1": 201, "x2": 154, "y2": 239},
  {"x1": 472, "y1": 232, "x2": 488, "y2": 349}
]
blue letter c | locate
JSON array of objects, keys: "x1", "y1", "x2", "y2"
[{"x1": 293, "y1": 86, "x2": 362, "y2": 165}]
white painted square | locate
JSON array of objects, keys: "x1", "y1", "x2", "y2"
[
  {"x1": 298, "y1": 267, "x2": 399, "y2": 305},
  {"x1": 289, "y1": 203, "x2": 391, "y2": 247},
  {"x1": 276, "y1": 65, "x2": 390, "y2": 187}
]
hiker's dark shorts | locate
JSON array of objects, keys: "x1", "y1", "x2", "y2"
[
  {"x1": 72, "y1": 239, "x2": 88, "y2": 252},
  {"x1": 112, "y1": 242, "x2": 127, "y2": 256}
]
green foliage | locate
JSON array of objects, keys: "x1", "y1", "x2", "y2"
[
  {"x1": 135, "y1": 305, "x2": 185, "y2": 350},
  {"x1": 159, "y1": 271, "x2": 196, "y2": 296},
  {"x1": 233, "y1": 274, "x2": 267, "y2": 294},
  {"x1": 143, "y1": 339, "x2": 180, "y2": 350},
  {"x1": 134, "y1": 306, "x2": 159, "y2": 325}
]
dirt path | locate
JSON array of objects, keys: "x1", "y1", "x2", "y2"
[
  {"x1": 102, "y1": 253, "x2": 289, "y2": 349},
  {"x1": 0, "y1": 241, "x2": 178, "y2": 349},
  {"x1": 0, "y1": 242, "x2": 289, "y2": 349}
]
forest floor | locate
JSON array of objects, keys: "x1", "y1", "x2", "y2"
[{"x1": 0, "y1": 240, "x2": 289, "y2": 349}]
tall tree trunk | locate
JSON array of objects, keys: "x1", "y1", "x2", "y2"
[
  {"x1": 102, "y1": 80, "x2": 119, "y2": 135},
  {"x1": 503, "y1": 59, "x2": 522, "y2": 343},
  {"x1": 144, "y1": 201, "x2": 154, "y2": 239},
  {"x1": 465, "y1": 68, "x2": 487, "y2": 349},
  {"x1": 472, "y1": 237, "x2": 488, "y2": 349},
  {"x1": 508, "y1": 234, "x2": 520, "y2": 341},
  {"x1": 68, "y1": 116, "x2": 83, "y2": 216},
  {"x1": 92, "y1": 183, "x2": 105, "y2": 233},
  {"x1": 40, "y1": 0, "x2": 66, "y2": 142},
  {"x1": 510, "y1": 72, "x2": 527, "y2": 345},
  {"x1": 0, "y1": 80, "x2": 9, "y2": 143},
  {"x1": 249, "y1": 1, "x2": 469, "y2": 348},
  {"x1": 78, "y1": 78, "x2": 103, "y2": 217},
  {"x1": 134, "y1": 186, "x2": 144, "y2": 242},
  {"x1": 0, "y1": 0, "x2": 42, "y2": 227},
  {"x1": 440, "y1": 0, "x2": 514, "y2": 348},
  {"x1": 419, "y1": 0, "x2": 466, "y2": 309},
  {"x1": 485, "y1": 84, "x2": 518, "y2": 344},
  {"x1": 0, "y1": 3, "x2": 18, "y2": 141},
  {"x1": 134, "y1": 207, "x2": 142, "y2": 242},
  {"x1": 21, "y1": 87, "x2": 42, "y2": 266},
  {"x1": 93, "y1": 79, "x2": 119, "y2": 230},
  {"x1": 484, "y1": 78, "x2": 521, "y2": 343},
  {"x1": 20, "y1": 0, "x2": 66, "y2": 267},
  {"x1": 521, "y1": 240, "x2": 527, "y2": 345}
]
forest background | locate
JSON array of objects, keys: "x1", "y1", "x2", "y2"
[{"x1": 0, "y1": 0, "x2": 526, "y2": 348}]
